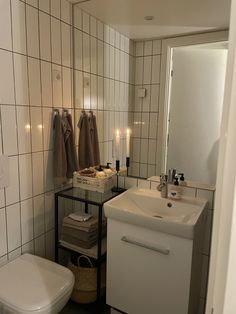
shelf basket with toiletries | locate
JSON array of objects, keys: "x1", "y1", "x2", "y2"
[{"x1": 73, "y1": 166, "x2": 116, "y2": 193}]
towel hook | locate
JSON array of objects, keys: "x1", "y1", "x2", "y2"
[{"x1": 53, "y1": 109, "x2": 60, "y2": 115}]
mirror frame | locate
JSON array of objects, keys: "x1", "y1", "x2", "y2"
[{"x1": 158, "y1": 30, "x2": 229, "y2": 175}]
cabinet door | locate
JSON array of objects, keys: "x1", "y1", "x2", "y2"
[{"x1": 106, "y1": 219, "x2": 193, "y2": 314}]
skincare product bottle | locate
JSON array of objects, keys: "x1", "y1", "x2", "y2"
[
  {"x1": 170, "y1": 177, "x2": 182, "y2": 200},
  {"x1": 179, "y1": 173, "x2": 187, "y2": 186}
]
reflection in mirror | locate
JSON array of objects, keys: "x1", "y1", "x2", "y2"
[
  {"x1": 72, "y1": 3, "x2": 228, "y2": 185},
  {"x1": 164, "y1": 43, "x2": 228, "y2": 185}
]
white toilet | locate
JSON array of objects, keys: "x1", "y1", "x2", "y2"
[{"x1": 0, "y1": 253, "x2": 75, "y2": 314}]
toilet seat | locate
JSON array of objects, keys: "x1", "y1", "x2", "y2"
[{"x1": 0, "y1": 254, "x2": 75, "y2": 314}]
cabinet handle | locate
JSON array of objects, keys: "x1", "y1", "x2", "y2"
[{"x1": 121, "y1": 236, "x2": 170, "y2": 255}]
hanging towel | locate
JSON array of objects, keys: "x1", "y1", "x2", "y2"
[
  {"x1": 62, "y1": 113, "x2": 78, "y2": 178},
  {"x1": 53, "y1": 113, "x2": 67, "y2": 185},
  {"x1": 78, "y1": 112, "x2": 94, "y2": 169},
  {"x1": 88, "y1": 112, "x2": 100, "y2": 166}
]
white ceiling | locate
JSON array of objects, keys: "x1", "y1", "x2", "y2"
[{"x1": 69, "y1": 0, "x2": 231, "y2": 39}]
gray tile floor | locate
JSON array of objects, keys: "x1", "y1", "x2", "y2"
[{"x1": 60, "y1": 300, "x2": 110, "y2": 314}]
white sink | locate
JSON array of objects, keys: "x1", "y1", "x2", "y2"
[{"x1": 104, "y1": 187, "x2": 208, "y2": 239}]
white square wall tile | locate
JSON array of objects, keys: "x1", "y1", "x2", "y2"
[
  {"x1": 140, "y1": 139, "x2": 148, "y2": 163},
  {"x1": 16, "y1": 106, "x2": 31, "y2": 154},
  {"x1": 14, "y1": 54, "x2": 29, "y2": 106},
  {"x1": 1, "y1": 106, "x2": 18, "y2": 155},
  {"x1": 39, "y1": 0, "x2": 49, "y2": 13},
  {"x1": 124, "y1": 177, "x2": 138, "y2": 189},
  {"x1": 91, "y1": 37, "x2": 97, "y2": 75},
  {"x1": 30, "y1": 107, "x2": 43, "y2": 152},
  {"x1": 90, "y1": 16, "x2": 97, "y2": 37},
  {"x1": 52, "y1": 64, "x2": 62, "y2": 107},
  {"x1": 143, "y1": 56, "x2": 152, "y2": 84},
  {"x1": 153, "y1": 40, "x2": 161, "y2": 55},
  {"x1": 0, "y1": 189, "x2": 5, "y2": 208},
  {"x1": 43, "y1": 108, "x2": 53, "y2": 151},
  {"x1": 44, "y1": 151, "x2": 54, "y2": 192},
  {"x1": 74, "y1": 29, "x2": 83, "y2": 71},
  {"x1": 22, "y1": 240, "x2": 34, "y2": 255},
  {"x1": 5, "y1": 156, "x2": 20, "y2": 206},
  {"x1": 21, "y1": 198, "x2": 34, "y2": 244},
  {"x1": 39, "y1": 11, "x2": 51, "y2": 62},
  {"x1": 45, "y1": 230, "x2": 55, "y2": 261},
  {"x1": 32, "y1": 152, "x2": 44, "y2": 196},
  {"x1": 8, "y1": 248, "x2": 21, "y2": 261},
  {"x1": 152, "y1": 55, "x2": 161, "y2": 84},
  {"x1": 150, "y1": 85, "x2": 160, "y2": 112},
  {"x1": 51, "y1": 17, "x2": 61, "y2": 64},
  {"x1": 138, "y1": 179, "x2": 151, "y2": 189},
  {"x1": 34, "y1": 234, "x2": 45, "y2": 257},
  {"x1": 0, "y1": 50, "x2": 15, "y2": 105},
  {"x1": 28, "y1": 58, "x2": 41, "y2": 106},
  {"x1": 51, "y1": 0, "x2": 60, "y2": 18},
  {"x1": 19, "y1": 154, "x2": 33, "y2": 200},
  {"x1": 144, "y1": 41, "x2": 152, "y2": 56},
  {"x1": 0, "y1": 208, "x2": 7, "y2": 257},
  {"x1": 61, "y1": 0, "x2": 71, "y2": 24},
  {"x1": 11, "y1": 0, "x2": 26, "y2": 54},
  {"x1": 97, "y1": 20, "x2": 104, "y2": 40},
  {"x1": 73, "y1": 6, "x2": 82, "y2": 30},
  {"x1": 83, "y1": 33, "x2": 90, "y2": 73},
  {"x1": 135, "y1": 57, "x2": 143, "y2": 85},
  {"x1": 62, "y1": 67, "x2": 72, "y2": 108},
  {"x1": 6, "y1": 203, "x2": 21, "y2": 252},
  {"x1": 26, "y1": 0, "x2": 38, "y2": 8},
  {"x1": 0, "y1": 0, "x2": 12, "y2": 50},
  {"x1": 82, "y1": 11, "x2": 90, "y2": 33},
  {"x1": 34, "y1": 195, "x2": 45, "y2": 237},
  {"x1": 41, "y1": 61, "x2": 53, "y2": 107},
  {"x1": 62, "y1": 23, "x2": 71, "y2": 67},
  {"x1": 26, "y1": 5, "x2": 39, "y2": 58},
  {"x1": 135, "y1": 41, "x2": 144, "y2": 57},
  {"x1": 45, "y1": 192, "x2": 54, "y2": 231},
  {"x1": 97, "y1": 40, "x2": 104, "y2": 76}
]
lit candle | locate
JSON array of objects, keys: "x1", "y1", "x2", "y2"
[
  {"x1": 126, "y1": 128, "x2": 130, "y2": 157},
  {"x1": 115, "y1": 129, "x2": 120, "y2": 160}
]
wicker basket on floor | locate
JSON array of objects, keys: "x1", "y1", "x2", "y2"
[{"x1": 68, "y1": 255, "x2": 106, "y2": 304}]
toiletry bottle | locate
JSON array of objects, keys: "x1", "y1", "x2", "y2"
[
  {"x1": 179, "y1": 173, "x2": 187, "y2": 186},
  {"x1": 170, "y1": 177, "x2": 182, "y2": 200}
]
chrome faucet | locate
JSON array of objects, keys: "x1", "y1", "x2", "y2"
[
  {"x1": 157, "y1": 174, "x2": 168, "y2": 198},
  {"x1": 168, "y1": 168, "x2": 176, "y2": 183}
]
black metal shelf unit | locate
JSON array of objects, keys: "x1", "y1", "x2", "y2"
[{"x1": 54, "y1": 187, "x2": 119, "y2": 302}]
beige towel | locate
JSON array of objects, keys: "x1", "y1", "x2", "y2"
[
  {"x1": 78, "y1": 112, "x2": 94, "y2": 169},
  {"x1": 53, "y1": 113, "x2": 67, "y2": 185},
  {"x1": 62, "y1": 114, "x2": 78, "y2": 178},
  {"x1": 89, "y1": 113, "x2": 100, "y2": 166},
  {"x1": 61, "y1": 225, "x2": 107, "y2": 241},
  {"x1": 63, "y1": 216, "x2": 106, "y2": 232}
]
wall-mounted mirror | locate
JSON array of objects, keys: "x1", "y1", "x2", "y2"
[{"x1": 72, "y1": 0, "x2": 230, "y2": 185}]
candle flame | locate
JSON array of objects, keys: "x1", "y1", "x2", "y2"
[
  {"x1": 116, "y1": 129, "x2": 120, "y2": 136},
  {"x1": 126, "y1": 128, "x2": 131, "y2": 135}
]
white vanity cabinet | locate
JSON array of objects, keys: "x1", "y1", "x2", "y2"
[{"x1": 106, "y1": 218, "x2": 203, "y2": 314}]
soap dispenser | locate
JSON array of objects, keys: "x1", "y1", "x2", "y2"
[
  {"x1": 179, "y1": 173, "x2": 187, "y2": 186},
  {"x1": 170, "y1": 177, "x2": 182, "y2": 200}
]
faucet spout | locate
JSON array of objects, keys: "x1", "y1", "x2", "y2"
[{"x1": 157, "y1": 174, "x2": 168, "y2": 198}]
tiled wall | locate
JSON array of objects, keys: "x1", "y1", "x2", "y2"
[
  {"x1": 0, "y1": 0, "x2": 75, "y2": 266},
  {"x1": 73, "y1": 5, "x2": 135, "y2": 167},
  {"x1": 130, "y1": 40, "x2": 162, "y2": 178},
  {"x1": 118, "y1": 175, "x2": 214, "y2": 313}
]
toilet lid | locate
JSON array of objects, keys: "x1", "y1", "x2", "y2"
[{"x1": 0, "y1": 254, "x2": 74, "y2": 313}]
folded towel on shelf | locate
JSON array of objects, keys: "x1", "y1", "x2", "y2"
[
  {"x1": 62, "y1": 216, "x2": 107, "y2": 232},
  {"x1": 61, "y1": 225, "x2": 107, "y2": 242},
  {"x1": 68, "y1": 212, "x2": 93, "y2": 222},
  {"x1": 60, "y1": 234, "x2": 97, "y2": 249}
]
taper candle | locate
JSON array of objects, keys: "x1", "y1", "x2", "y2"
[
  {"x1": 126, "y1": 128, "x2": 130, "y2": 157},
  {"x1": 115, "y1": 129, "x2": 120, "y2": 160}
]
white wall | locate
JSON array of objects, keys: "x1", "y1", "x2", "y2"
[{"x1": 167, "y1": 46, "x2": 227, "y2": 184}]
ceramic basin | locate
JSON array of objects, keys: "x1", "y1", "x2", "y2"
[{"x1": 104, "y1": 187, "x2": 208, "y2": 239}]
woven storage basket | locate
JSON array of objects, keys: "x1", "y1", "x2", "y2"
[{"x1": 68, "y1": 255, "x2": 106, "y2": 304}]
